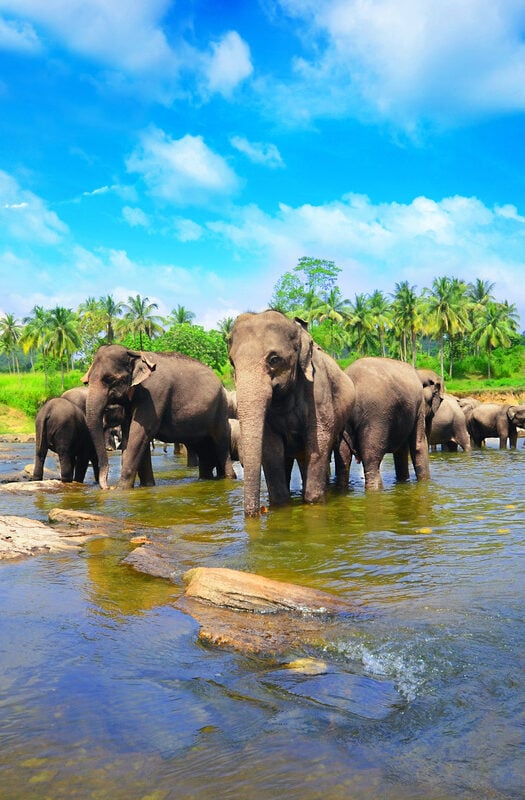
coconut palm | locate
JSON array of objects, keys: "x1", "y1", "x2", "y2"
[
  {"x1": 120, "y1": 294, "x2": 164, "y2": 349},
  {"x1": 424, "y1": 276, "x2": 471, "y2": 380},
  {"x1": 99, "y1": 294, "x2": 124, "y2": 344},
  {"x1": 368, "y1": 289, "x2": 391, "y2": 357},
  {"x1": 165, "y1": 304, "x2": 196, "y2": 327},
  {"x1": 391, "y1": 282, "x2": 421, "y2": 365},
  {"x1": 470, "y1": 301, "x2": 517, "y2": 378},
  {"x1": 21, "y1": 306, "x2": 52, "y2": 383},
  {"x1": 0, "y1": 312, "x2": 22, "y2": 373},
  {"x1": 47, "y1": 306, "x2": 82, "y2": 389},
  {"x1": 345, "y1": 293, "x2": 377, "y2": 356}
]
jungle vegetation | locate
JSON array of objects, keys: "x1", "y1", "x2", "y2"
[{"x1": 1, "y1": 259, "x2": 524, "y2": 409}]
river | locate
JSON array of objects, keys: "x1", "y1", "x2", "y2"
[{"x1": 0, "y1": 440, "x2": 524, "y2": 799}]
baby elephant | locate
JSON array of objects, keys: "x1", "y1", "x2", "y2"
[{"x1": 33, "y1": 397, "x2": 99, "y2": 483}]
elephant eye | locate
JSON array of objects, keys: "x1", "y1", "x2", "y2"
[{"x1": 267, "y1": 353, "x2": 282, "y2": 368}]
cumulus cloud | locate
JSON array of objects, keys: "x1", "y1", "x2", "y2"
[
  {"x1": 230, "y1": 136, "x2": 284, "y2": 168},
  {"x1": 208, "y1": 192, "x2": 525, "y2": 314},
  {"x1": 271, "y1": 0, "x2": 525, "y2": 128},
  {"x1": 122, "y1": 206, "x2": 150, "y2": 228},
  {"x1": 205, "y1": 31, "x2": 253, "y2": 97},
  {"x1": 0, "y1": 0, "x2": 178, "y2": 74},
  {"x1": 0, "y1": 170, "x2": 68, "y2": 244},
  {"x1": 126, "y1": 127, "x2": 240, "y2": 206}
]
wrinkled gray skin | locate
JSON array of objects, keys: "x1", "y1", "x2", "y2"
[
  {"x1": 33, "y1": 397, "x2": 99, "y2": 482},
  {"x1": 82, "y1": 345, "x2": 236, "y2": 489},
  {"x1": 62, "y1": 386, "x2": 123, "y2": 450},
  {"x1": 428, "y1": 393, "x2": 471, "y2": 451},
  {"x1": 416, "y1": 368, "x2": 444, "y2": 439},
  {"x1": 228, "y1": 418, "x2": 243, "y2": 464},
  {"x1": 465, "y1": 402, "x2": 525, "y2": 449},
  {"x1": 228, "y1": 311, "x2": 356, "y2": 517},
  {"x1": 341, "y1": 357, "x2": 431, "y2": 490},
  {"x1": 457, "y1": 396, "x2": 481, "y2": 414}
]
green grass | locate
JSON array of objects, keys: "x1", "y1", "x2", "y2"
[{"x1": 0, "y1": 371, "x2": 84, "y2": 423}]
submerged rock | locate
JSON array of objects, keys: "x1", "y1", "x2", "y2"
[{"x1": 0, "y1": 515, "x2": 82, "y2": 560}]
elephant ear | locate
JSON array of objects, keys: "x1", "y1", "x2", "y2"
[
  {"x1": 296, "y1": 323, "x2": 314, "y2": 382},
  {"x1": 130, "y1": 351, "x2": 156, "y2": 387},
  {"x1": 507, "y1": 405, "x2": 518, "y2": 422},
  {"x1": 80, "y1": 368, "x2": 91, "y2": 385}
]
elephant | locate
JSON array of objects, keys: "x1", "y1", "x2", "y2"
[
  {"x1": 62, "y1": 386, "x2": 123, "y2": 450},
  {"x1": 33, "y1": 396, "x2": 99, "y2": 483},
  {"x1": 228, "y1": 417, "x2": 243, "y2": 464},
  {"x1": 228, "y1": 310, "x2": 356, "y2": 517},
  {"x1": 81, "y1": 344, "x2": 236, "y2": 489},
  {"x1": 340, "y1": 357, "x2": 431, "y2": 490},
  {"x1": 465, "y1": 402, "x2": 525, "y2": 449},
  {"x1": 416, "y1": 368, "x2": 444, "y2": 439},
  {"x1": 427, "y1": 393, "x2": 471, "y2": 452}
]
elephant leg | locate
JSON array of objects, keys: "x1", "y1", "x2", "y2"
[
  {"x1": 33, "y1": 446, "x2": 47, "y2": 480},
  {"x1": 73, "y1": 452, "x2": 90, "y2": 482},
  {"x1": 137, "y1": 446, "x2": 155, "y2": 486},
  {"x1": 363, "y1": 461, "x2": 383, "y2": 490},
  {"x1": 262, "y1": 429, "x2": 290, "y2": 507},
  {"x1": 57, "y1": 450, "x2": 74, "y2": 483},
  {"x1": 119, "y1": 425, "x2": 153, "y2": 488},
  {"x1": 393, "y1": 446, "x2": 410, "y2": 482}
]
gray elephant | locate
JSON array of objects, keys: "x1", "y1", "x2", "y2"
[
  {"x1": 81, "y1": 344, "x2": 236, "y2": 489},
  {"x1": 228, "y1": 311, "x2": 355, "y2": 517},
  {"x1": 416, "y1": 368, "x2": 444, "y2": 439},
  {"x1": 465, "y1": 402, "x2": 525, "y2": 448},
  {"x1": 33, "y1": 396, "x2": 99, "y2": 483},
  {"x1": 341, "y1": 357, "x2": 431, "y2": 490},
  {"x1": 428, "y1": 393, "x2": 471, "y2": 451},
  {"x1": 62, "y1": 386, "x2": 123, "y2": 450}
]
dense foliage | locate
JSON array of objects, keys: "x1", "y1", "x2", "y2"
[{"x1": 0, "y1": 264, "x2": 523, "y2": 386}]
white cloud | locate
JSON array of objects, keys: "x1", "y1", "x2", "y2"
[
  {"x1": 173, "y1": 218, "x2": 204, "y2": 242},
  {"x1": 126, "y1": 127, "x2": 240, "y2": 206},
  {"x1": 272, "y1": 0, "x2": 525, "y2": 128},
  {"x1": 205, "y1": 31, "x2": 253, "y2": 97},
  {"x1": 122, "y1": 206, "x2": 150, "y2": 228},
  {"x1": 0, "y1": 170, "x2": 68, "y2": 244},
  {"x1": 0, "y1": 15, "x2": 40, "y2": 52},
  {"x1": 230, "y1": 136, "x2": 284, "y2": 168},
  {"x1": 0, "y1": 0, "x2": 178, "y2": 74}
]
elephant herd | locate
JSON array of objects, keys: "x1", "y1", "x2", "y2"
[{"x1": 33, "y1": 309, "x2": 525, "y2": 518}]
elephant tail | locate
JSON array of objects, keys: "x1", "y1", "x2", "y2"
[{"x1": 342, "y1": 426, "x2": 361, "y2": 463}]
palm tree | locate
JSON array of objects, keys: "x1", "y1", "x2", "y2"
[
  {"x1": 345, "y1": 293, "x2": 376, "y2": 356},
  {"x1": 120, "y1": 295, "x2": 164, "y2": 349},
  {"x1": 368, "y1": 289, "x2": 391, "y2": 357},
  {"x1": 47, "y1": 306, "x2": 82, "y2": 389},
  {"x1": 99, "y1": 295, "x2": 124, "y2": 343},
  {"x1": 217, "y1": 316, "x2": 235, "y2": 341},
  {"x1": 294, "y1": 289, "x2": 326, "y2": 326},
  {"x1": 0, "y1": 313, "x2": 22, "y2": 373},
  {"x1": 21, "y1": 306, "x2": 51, "y2": 384},
  {"x1": 165, "y1": 304, "x2": 196, "y2": 327},
  {"x1": 317, "y1": 287, "x2": 351, "y2": 356},
  {"x1": 470, "y1": 301, "x2": 517, "y2": 378},
  {"x1": 466, "y1": 279, "x2": 496, "y2": 356},
  {"x1": 424, "y1": 276, "x2": 471, "y2": 380},
  {"x1": 391, "y1": 282, "x2": 421, "y2": 365}
]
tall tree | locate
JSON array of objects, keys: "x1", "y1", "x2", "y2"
[
  {"x1": 0, "y1": 313, "x2": 22, "y2": 373},
  {"x1": 345, "y1": 293, "x2": 376, "y2": 356},
  {"x1": 99, "y1": 294, "x2": 123, "y2": 344},
  {"x1": 425, "y1": 276, "x2": 471, "y2": 380},
  {"x1": 21, "y1": 306, "x2": 51, "y2": 384},
  {"x1": 294, "y1": 257, "x2": 342, "y2": 297},
  {"x1": 120, "y1": 295, "x2": 164, "y2": 349},
  {"x1": 166, "y1": 305, "x2": 196, "y2": 326},
  {"x1": 368, "y1": 289, "x2": 391, "y2": 357},
  {"x1": 391, "y1": 282, "x2": 421, "y2": 365},
  {"x1": 47, "y1": 306, "x2": 82, "y2": 389},
  {"x1": 470, "y1": 301, "x2": 517, "y2": 378}
]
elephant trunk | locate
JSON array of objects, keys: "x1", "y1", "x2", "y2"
[
  {"x1": 235, "y1": 370, "x2": 272, "y2": 517},
  {"x1": 86, "y1": 389, "x2": 110, "y2": 489}
]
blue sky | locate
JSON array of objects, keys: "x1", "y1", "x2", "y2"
[{"x1": 1, "y1": 0, "x2": 525, "y2": 330}]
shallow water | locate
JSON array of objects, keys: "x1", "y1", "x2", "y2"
[{"x1": 0, "y1": 442, "x2": 524, "y2": 799}]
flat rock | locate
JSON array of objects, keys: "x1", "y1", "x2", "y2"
[
  {"x1": 0, "y1": 479, "x2": 63, "y2": 492},
  {"x1": 175, "y1": 567, "x2": 362, "y2": 657},
  {"x1": 0, "y1": 515, "x2": 81, "y2": 560},
  {"x1": 181, "y1": 566, "x2": 358, "y2": 614}
]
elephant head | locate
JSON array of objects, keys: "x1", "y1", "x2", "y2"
[
  {"x1": 507, "y1": 404, "x2": 525, "y2": 428},
  {"x1": 81, "y1": 345, "x2": 156, "y2": 488},
  {"x1": 417, "y1": 368, "x2": 444, "y2": 439},
  {"x1": 228, "y1": 311, "x2": 314, "y2": 517}
]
